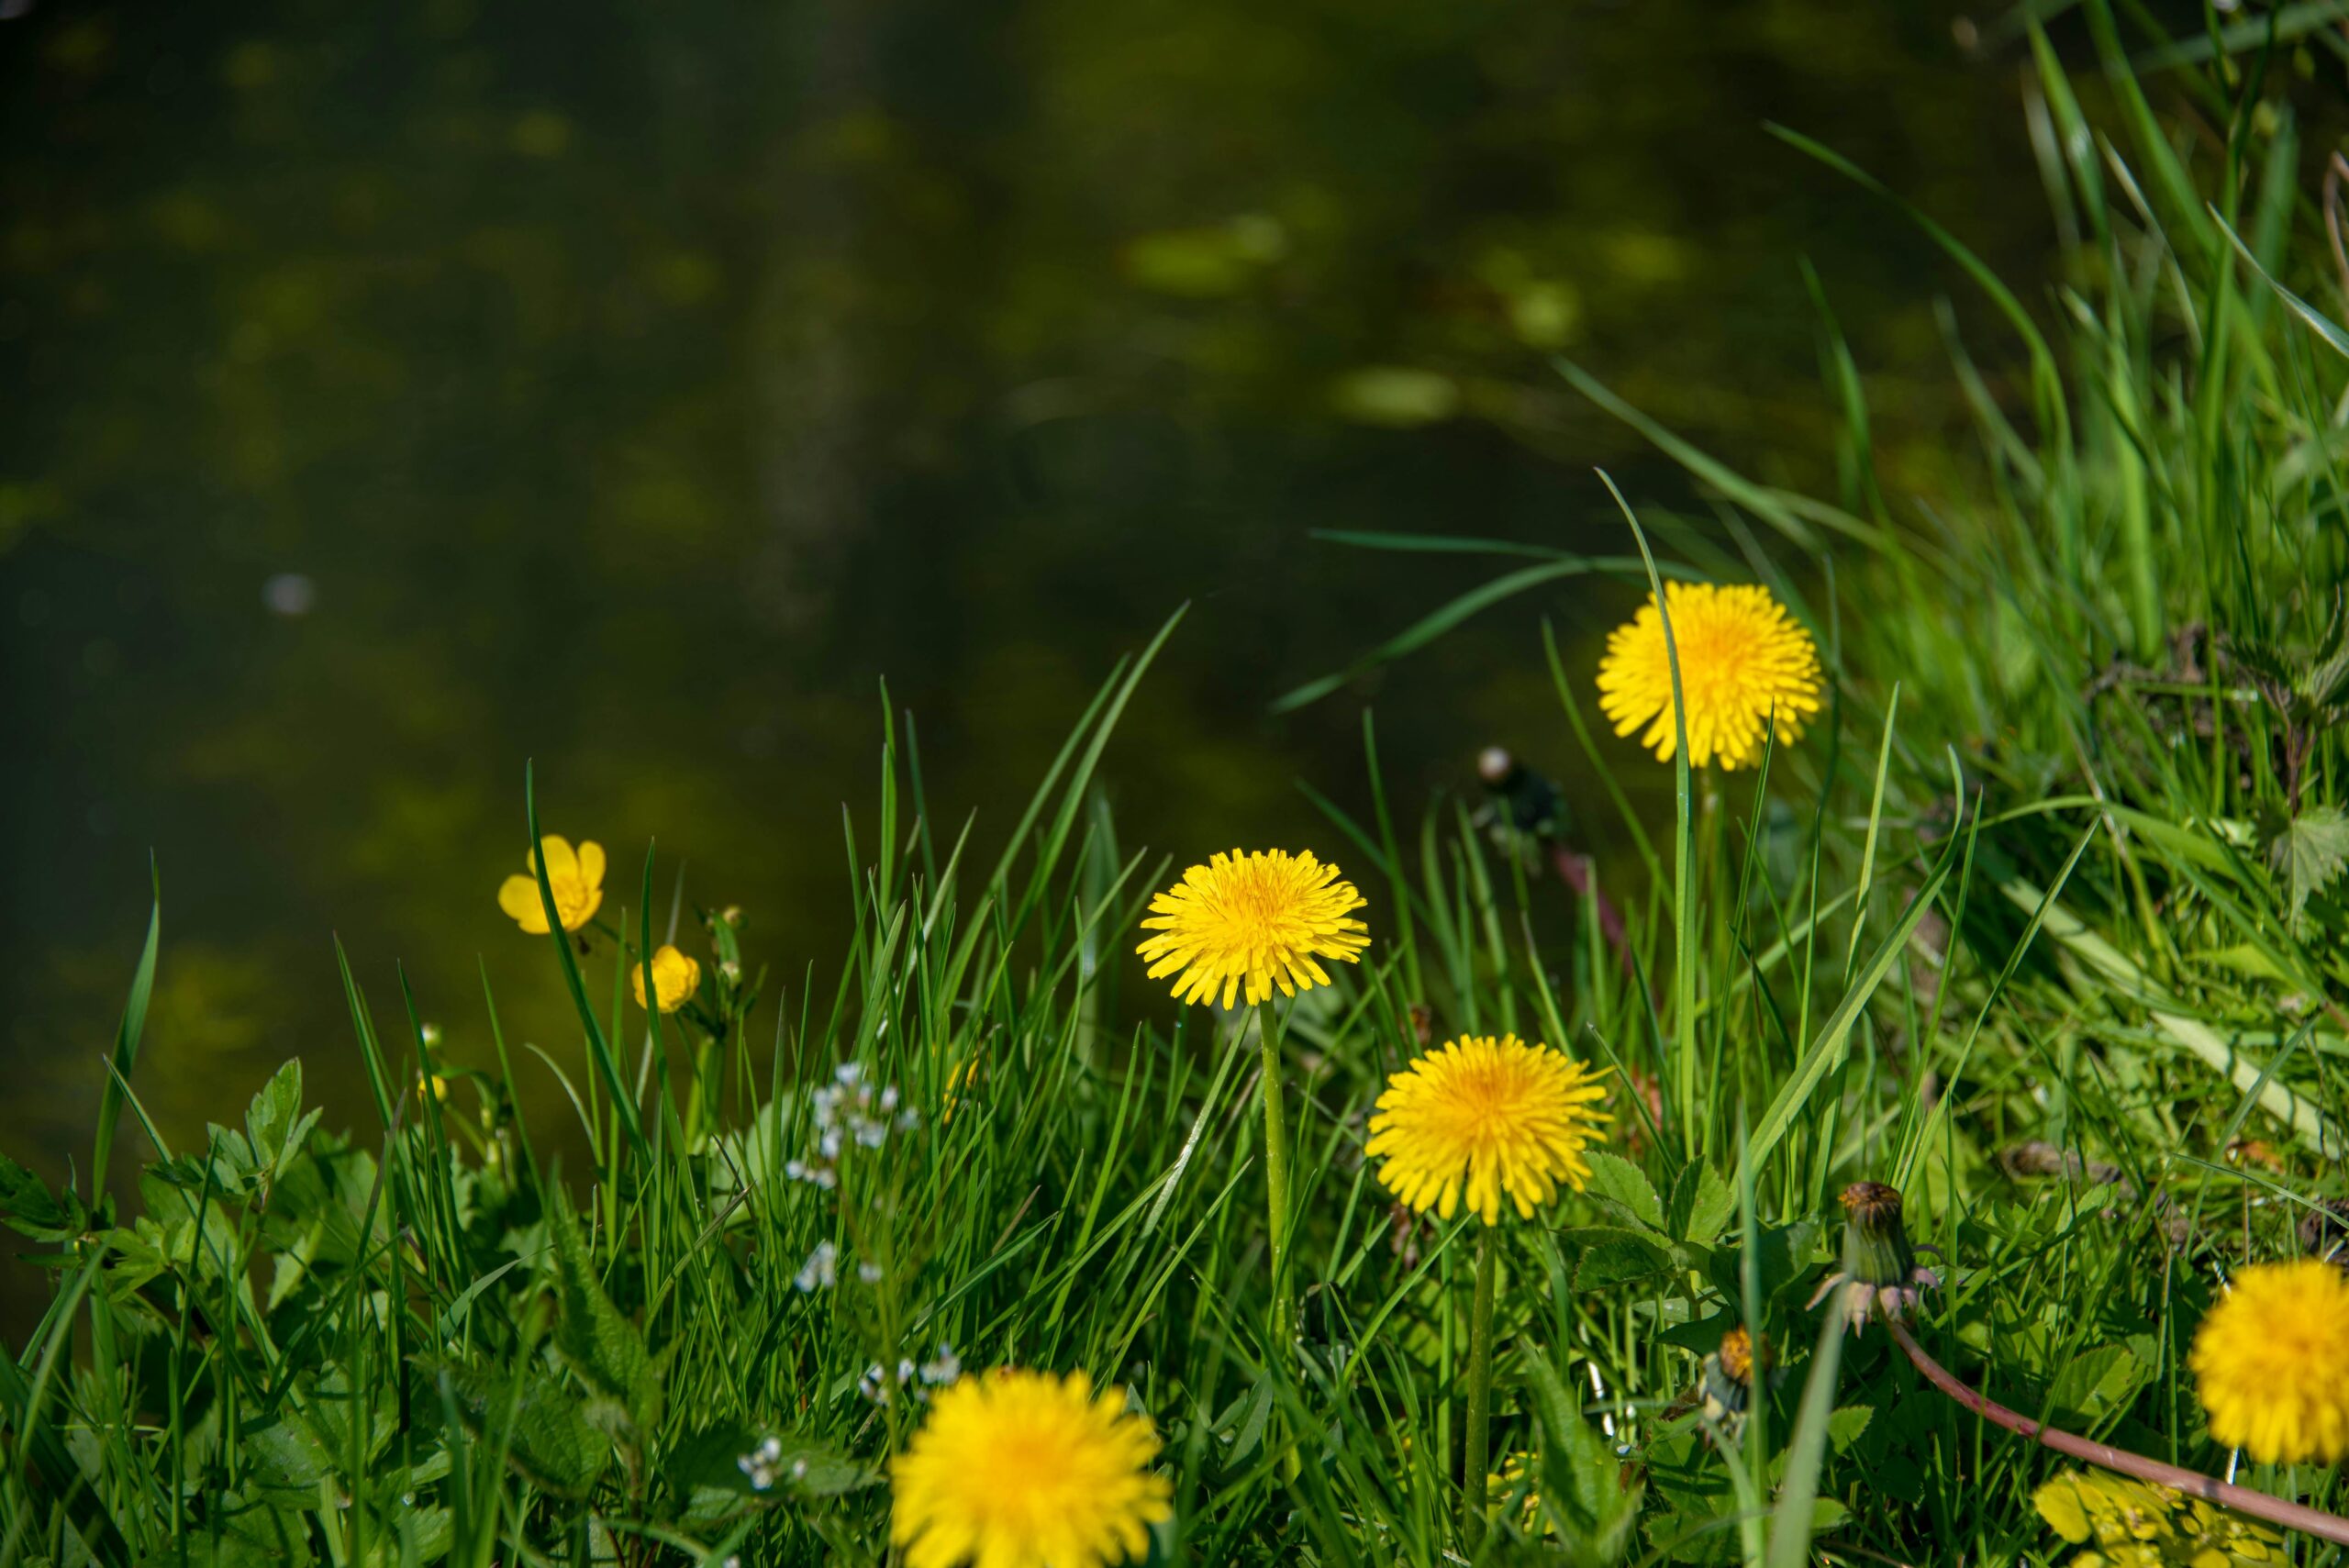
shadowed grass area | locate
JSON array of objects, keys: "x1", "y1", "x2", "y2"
[{"x1": 8, "y1": 6, "x2": 2349, "y2": 1566}]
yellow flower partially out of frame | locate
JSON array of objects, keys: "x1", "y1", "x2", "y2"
[
  {"x1": 1136, "y1": 849, "x2": 1368, "y2": 1009},
  {"x1": 2188, "y1": 1258, "x2": 2349, "y2": 1465},
  {"x1": 891, "y1": 1367, "x2": 1173, "y2": 1568},
  {"x1": 1596, "y1": 582, "x2": 1822, "y2": 770},
  {"x1": 496, "y1": 835, "x2": 606, "y2": 934},
  {"x1": 1366, "y1": 1034, "x2": 1609, "y2": 1225},
  {"x1": 629, "y1": 944, "x2": 700, "y2": 1014}
]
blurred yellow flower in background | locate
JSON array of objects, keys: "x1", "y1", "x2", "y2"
[
  {"x1": 1366, "y1": 1034, "x2": 1609, "y2": 1224},
  {"x1": 1136, "y1": 849, "x2": 1368, "y2": 1009},
  {"x1": 496, "y1": 835, "x2": 606, "y2": 933},
  {"x1": 630, "y1": 944, "x2": 700, "y2": 1013},
  {"x1": 891, "y1": 1367, "x2": 1172, "y2": 1568},
  {"x1": 2032, "y1": 1469, "x2": 2280, "y2": 1568},
  {"x1": 1597, "y1": 582, "x2": 1821, "y2": 770},
  {"x1": 2188, "y1": 1258, "x2": 2349, "y2": 1464}
]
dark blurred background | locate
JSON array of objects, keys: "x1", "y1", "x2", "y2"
[{"x1": 1, "y1": 0, "x2": 2043, "y2": 1222}]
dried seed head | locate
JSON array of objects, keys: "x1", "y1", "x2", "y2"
[{"x1": 1839, "y1": 1182, "x2": 1917, "y2": 1288}]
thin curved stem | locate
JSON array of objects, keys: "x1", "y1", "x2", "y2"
[{"x1": 1886, "y1": 1318, "x2": 2349, "y2": 1547}]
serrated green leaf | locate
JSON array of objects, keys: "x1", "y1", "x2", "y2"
[
  {"x1": 2265, "y1": 804, "x2": 2349, "y2": 917},
  {"x1": 549, "y1": 1198, "x2": 661, "y2": 1432},
  {"x1": 428, "y1": 1359, "x2": 613, "y2": 1499},
  {"x1": 1564, "y1": 1227, "x2": 1675, "y2": 1289},
  {"x1": 1583, "y1": 1151, "x2": 1664, "y2": 1231},
  {"x1": 1669, "y1": 1162, "x2": 1734, "y2": 1243}
]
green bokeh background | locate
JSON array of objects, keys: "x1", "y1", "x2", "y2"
[{"x1": 0, "y1": 0, "x2": 2042, "y2": 1211}]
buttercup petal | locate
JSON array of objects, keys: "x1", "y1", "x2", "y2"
[{"x1": 498, "y1": 874, "x2": 552, "y2": 933}]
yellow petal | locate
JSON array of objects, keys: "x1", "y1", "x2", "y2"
[
  {"x1": 538, "y1": 835, "x2": 581, "y2": 888},
  {"x1": 498, "y1": 874, "x2": 552, "y2": 933},
  {"x1": 575, "y1": 840, "x2": 606, "y2": 893}
]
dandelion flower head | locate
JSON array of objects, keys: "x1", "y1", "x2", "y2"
[
  {"x1": 891, "y1": 1367, "x2": 1173, "y2": 1568},
  {"x1": 1136, "y1": 849, "x2": 1368, "y2": 1009},
  {"x1": 1597, "y1": 582, "x2": 1822, "y2": 770},
  {"x1": 496, "y1": 835, "x2": 606, "y2": 934},
  {"x1": 2188, "y1": 1258, "x2": 2349, "y2": 1465},
  {"x1": 1365, "y1": 1034, "x2": 1609, "y2": 1224}
]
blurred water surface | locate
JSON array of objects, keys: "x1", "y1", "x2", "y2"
[{"x1": 0, "y1": 1, "x2": 2039, "y2": 1200}]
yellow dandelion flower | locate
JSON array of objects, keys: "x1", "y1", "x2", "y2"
[
  {"x1": 1365, "y1": 1034, "x2": 1609, "y2": 1224},
  {"x1": 891, "y1": 1367, "x2": 1173, "y2": 1568},
  {"x1": 1596, "y1": 582, "x2": 1822, "y2": 770},
  {"x1": 496, "y1": 835, "x2": 606, "y2": 934},
  {"x1": 2188, "y1": 1258, "x2": 2349, "y2": 1464},
  {"x1": 630, "y1": 944, "x2": 700, "y2": 1013},
  {"x1": 1136, "y1": 849, "x2": 1369, "y2": 1009}
]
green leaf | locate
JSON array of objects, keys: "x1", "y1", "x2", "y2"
[
  {"x1": 429, "y1": 1359, "x2": 613, "y2": 1499},
  {"x1": 1584, "y1": 1151, "x2": 1664, "y2": 1232},
  {"x1": 669, "y1": 1423, "x2": 865, "y2": 1525},
  {"x1": 1563, "y1": 1227, "x2": 1675, "y2": 1289},
  {"x1": 1520, "y1": 1342, "x2": 1642, "y2": 1564},
  {"x1": 1825, "y1": 1405, "x2": 1873, "y2": 1454},
  {"x1": 549, "y1": 1198, "x2": 661, "y2": 1432},
  {"x1": 141, "y1": 1490, "x2": 317, "y2": 1568},
  {"x1": 244, "y1": 1060, "x2": 322, "y2": 1185},
  {"x1": 1703, "y1": 1218, "x2": 1822, "y2": 1307},
  {"x1": 1668, "y1": 1162, "x2": 1734, "y2": 1243},
  {"x1": 239, "y1": 1412, "x2": 337, "y2": 1502},
  {"x1": 0, "y1": 1153, "x2": 74, "y2": 1241},
  {"x1": 2263, "y1": 804, "x2": 2349, "y2": 917}
]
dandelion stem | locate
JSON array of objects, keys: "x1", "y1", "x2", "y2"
[
  {"x1": 1886, "y1": 1318, "x2": 2349, "y2": 1547},
  {"x1": 1464, "y1": 1224, "x2": 1498, "y2": 1541},
  {"x1": 1257, "y1": 1002, "x2": 1291, "y2": 1366}
]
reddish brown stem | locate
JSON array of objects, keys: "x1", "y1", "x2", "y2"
[
  {"x1": 1548, "y1": 842, "x2": 1634, "y2": 978},
  {"x1": 1886, "y1": 1318, "x2": 2349, "y2": 1546}
]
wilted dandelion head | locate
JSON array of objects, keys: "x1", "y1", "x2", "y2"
[
  {"x1": 1364, "y1": 1034, "x2": 1609, "y2": 1225},
  {"x1": 496, "y1": 835, "x2": 606, "y2": 934},
  {"x1": 1136, "y1": 849, "x2": 1368, "y2": 1009},
  {"x1": 891, "y1": 1368, "x2": 1172, "y2": 1568},
  {"x1": 1596, "y1": 582, "x2": 1822, "y2": 770},
  {"x1": 2188, "y1": 1258, "x2": 2349, "y2": 1465}
]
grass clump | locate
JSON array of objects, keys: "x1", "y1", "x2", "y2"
[{"x1": 8, "y1": 7, "x2": 2349, "y2": 1566}]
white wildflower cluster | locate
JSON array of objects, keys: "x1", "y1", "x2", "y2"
[
  {"x1": 858, "y1": 1342, "x2": 961, "y2": 1405},
  {"x1": 793, "y1": 1240, "x2": 838, "y2": 1293},
  {"x1": 734, "y1": 1435, "x2": 808, "y2": 1492},
  {"x1": 785, "y1": 1062, "x2": 918, "y2": 1189}
]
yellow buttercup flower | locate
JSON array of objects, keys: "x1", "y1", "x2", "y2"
[
  {"x1": 496, "y1": 835, "x2": 606, "y2": 934},
  {"x1": 1596, "y1": 582, "x2": 1822, "y2": 770},
  {"x1": 630, "y1": 944, "x2": 700, "y2": 1013},
  {"x1": 1366, "y1": 1034, "x2": 1609, "y2": 1224},
  {"x1": 1136, "y1": 849, "x2": 1369, "y2": 1009},
  {"x1": 2188, "y1": 1258, "x2": 2349, "y2": 1464},
  {"x1": 891, "y1": 1368, "x2": 1173, "y2": 1568}
]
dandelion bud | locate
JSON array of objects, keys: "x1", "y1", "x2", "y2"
[
  {"x1": 1839, "y1": 1181, "x2": 1917, "y2": 1288},
  {"x1": 1809, "y1": 1180, "x2": 1941, "y2": 1331}
]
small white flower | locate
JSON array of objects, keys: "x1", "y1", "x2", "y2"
[
  {"x1": 857, "y1": 1259, "x2": 885, "y2": 1284},
  {"x1": 919, "y1": 1343, "x2": 961, "y2": 1385},
  {"x1": 794, "y1": 1241, "x2": 839, "y2": 1293}
]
